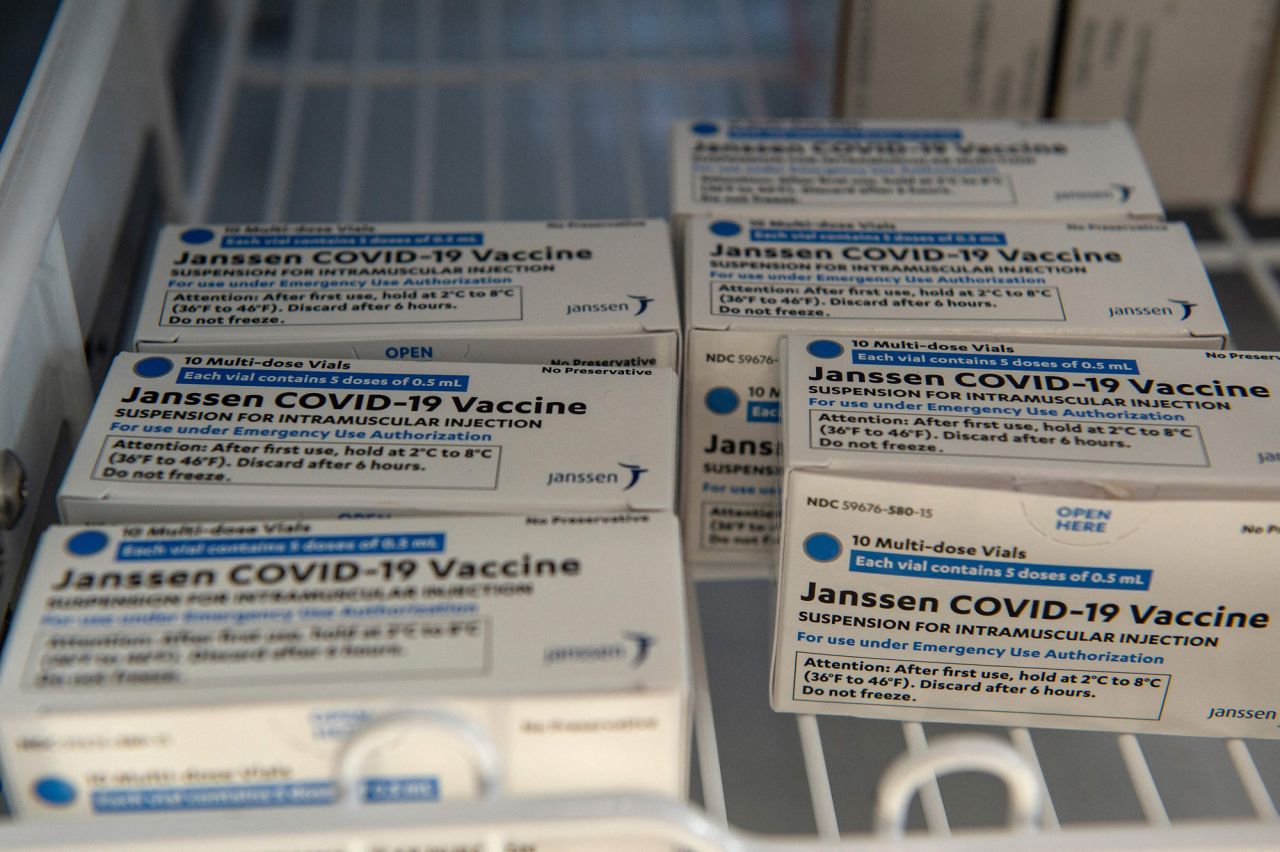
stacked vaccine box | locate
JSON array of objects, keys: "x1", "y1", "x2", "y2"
[
  {"x1": 669, "y1": 119, "x2": 1209, "y2": 569},
  {"x1": 57, "y1": 352, "x2": 676, "y2": 523},
  {"x1": 1053, "y1": 0, "x2": 1278, "y2": 207},
  {"x1": 670, "y1": 119, "x2": 1165, "y2": 228},
  {"x1": 679, "y1": 216, "x2": 1226, "y2": 567},
  {"x1": 834, "y1": 1, "x2": 1060, "y2": 120},
  {"x1": 0, "y1": 514, "x2": 690, "y2": 818},
  {"x1": 133, "y1": 220, "x2": 680, "y2": 370},
  {"x1": 771, "y1": 336, "x2": 1280, "y2": 738},
  {"x1": 1, "y1": 219, "x2": 691, "y2": 821}
]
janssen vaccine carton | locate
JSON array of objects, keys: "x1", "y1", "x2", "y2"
[
  {"x1": 1054, "y1": 0, "x2": 1278, "y2": 206},
  {"x1": 57, "y1": 353, "x2": 675, "y2": 523},
  {"x1": 133, "y1": 220, "x2": 679, "y2": 371},
  {"x1": 0, "y1": 514, "x2": 690, "y2": 819},
  {"x1": 1248, "y1": 27, "x2": 1280, "y2": 214},
  {"x1": 681, "y1": 216, "x2": 1226, "y2": 566},
  {"x1": 0, "y1": 803, "x2": 730, "y2": 852},
  {"x1": 771, "y1": 335, "x2": 1280, "y2": 737},
  {"x1": 835, "y1": 0, "x2": 1058, "y2": 120},
  {"x1": 670, "y1": 119, "x2": 1164, "y2": 227}
]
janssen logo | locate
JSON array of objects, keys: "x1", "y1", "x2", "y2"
[
  {"x1": 618, "y1": 463, "x2": 647, "y2": 490},
  {"x1": 546, "y1": 463, "x2": 647, "y2": 490},
  {"x1": 544, "y1": 631, "x2": 657, "y2": 667},
  {"x1": 565, "y1": 295, "x2": 655, "y2": 317},
  {"x1": 1107, "y1": 299, "x2": 1195, "y2": 320},
  {"x1": 1054, "y1": 183, "x2": 1134, "y2": 204}
]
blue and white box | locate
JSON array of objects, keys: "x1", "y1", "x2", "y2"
[
  {"x1": 0, "y1": 514, "x2": 690, "y2": 819},
  {"x1": 133, "y1": 220, "x2": 679, "y2": 371},
  {"x1": 771, "y1": 335, "x2": 1280, "y2": 737},
  {"x1": 58, "y1": 352, "x2": 676, "y2": 523},
  {"x1": 680, "y1": 216, "x2": 1226, "y2": 567},
  {"x1": 671, "y1": 119, "x2": 1164, "y2": 225}
]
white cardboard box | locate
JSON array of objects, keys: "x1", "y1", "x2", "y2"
[
  {"x1": 680, "y1": 217, "x2": 1226, "y2": 566},
  {"x1": 0, "y1": 805, "x2": 710, "y2": 852},
  {"x1": 58, "y1": 353, "x2": 676, "y2": 523},
  {"x1": 132, "y1": 220, "x2": 679, "y2": 370},
  {"x1": 772, "y1": 336, "x2": 1280, "y2": 736},
  {"x1": 0, "y1": 513, "x2": 690, "y2": 819},
  {"x1": 835, "y1": 0, "x2": 1059, "y2": 120},
  {"x1": 1248, "y1": 38, "x2": 1280, "y2": 213},
  {"x1": 1054, "y1": 0, "x2": 1279, "y2": 207},
  {"x1": 773, "y1": 472, "x2": 1280, "y2": 738},
  {"x1": 670, "y1": 119, "x2": 1164, "y2": 225}
]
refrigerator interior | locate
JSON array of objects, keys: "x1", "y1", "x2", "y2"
[{"x1": 2, "y1": 0, "x2": 1280, "y2": 845}]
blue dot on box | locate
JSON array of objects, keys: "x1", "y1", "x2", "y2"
[
  {"x1": 133, "y1": 356, "x2": 174, "y2": 378},
  {"x1": 33, "y1": 776, "x2": 77, "y2": 806},
  {"x1": 803, "y1": 532, "x2": 842, "y2": 562},
  {"x1": 66, "y1": 530, "x2": 109, "y2": 556},
  {"x1": 705, "y1": 387, "x2": 739, "y2": 415},
  {"x1": 709, "y1": 220, "x2": 741, "y2": 237},
  {"x1": 180, "y1": 227, "x2": 215, "y2": 245},
  {"x1": 806, "y1": 339, "x2": 843, "y2": 359},
  {"x1": 691, "y1": 121, "x2": 718, "y2": 135}
]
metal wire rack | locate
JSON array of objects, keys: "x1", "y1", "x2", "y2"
[{"x1": 2, "y1": 0, "x2": 1280, "y2": 846}]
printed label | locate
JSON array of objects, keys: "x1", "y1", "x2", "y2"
[
  {"x1": 90, "y1": 776, "x2": 440, "y2": 813},
  {"x1": 700, "y1": 502, "x2": 779, "y2": 553},
  {"x1": 806, "y1": 410, "x2": 1208, "y2": 466},
  {"x1": 791, "y1": 652, "x2": 1170, "y2": 720},
  {"x1": 161, "y1": 286, "x2": 524, "y2": 328},
  {"x1": 27, "y1": 610, "x2": 488, "y2": 692},
  {"x1": 691, "y1": 169, "x2": 1017, "y2": 208},
  {"x1": 708, "y1": 280, "x2": 1065, "y2": 322},
  {"x1": 91, "y1": 435, "x2": 502, "y2": 490}
]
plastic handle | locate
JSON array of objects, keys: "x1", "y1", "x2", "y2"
[
  {"x1": 874, "y1": 735, "x2": 1043, "y2": 838},
  {"x1": 333, "y1": 708, "x2": 503, "y2": 809}
]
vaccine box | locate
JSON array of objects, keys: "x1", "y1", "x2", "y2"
[
  {"x1": 681, "y1": 217, "x2": 1226, "y2": 566},
  {"x1": 771, "y1": 336, "x2": 1280, "y2": 737},
  {"x1": 670, "y1": 119, "x2": 1164, "y2": 226},
  {"x1": 132, "y1": 220, "x2": 679, "y2": 370},
  {"x1": 0, "y1": 513, "x2": 690, "y2": 819},
  {"x1": 57, "y1": 353, "x2": 676, "y2": 523},
  {"x1": 1248, "y1": 43, "x2": 1280, "y2": 214},
  {"x1": 1054, "y1": 0, "x2": 1278, "y2": 207},
  {"x1": 0, "y1": 804, "x2": 714, "y2": 852},
  {"x1": 835, "y1": 0, "x2": 1058, "y2": 120}
]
